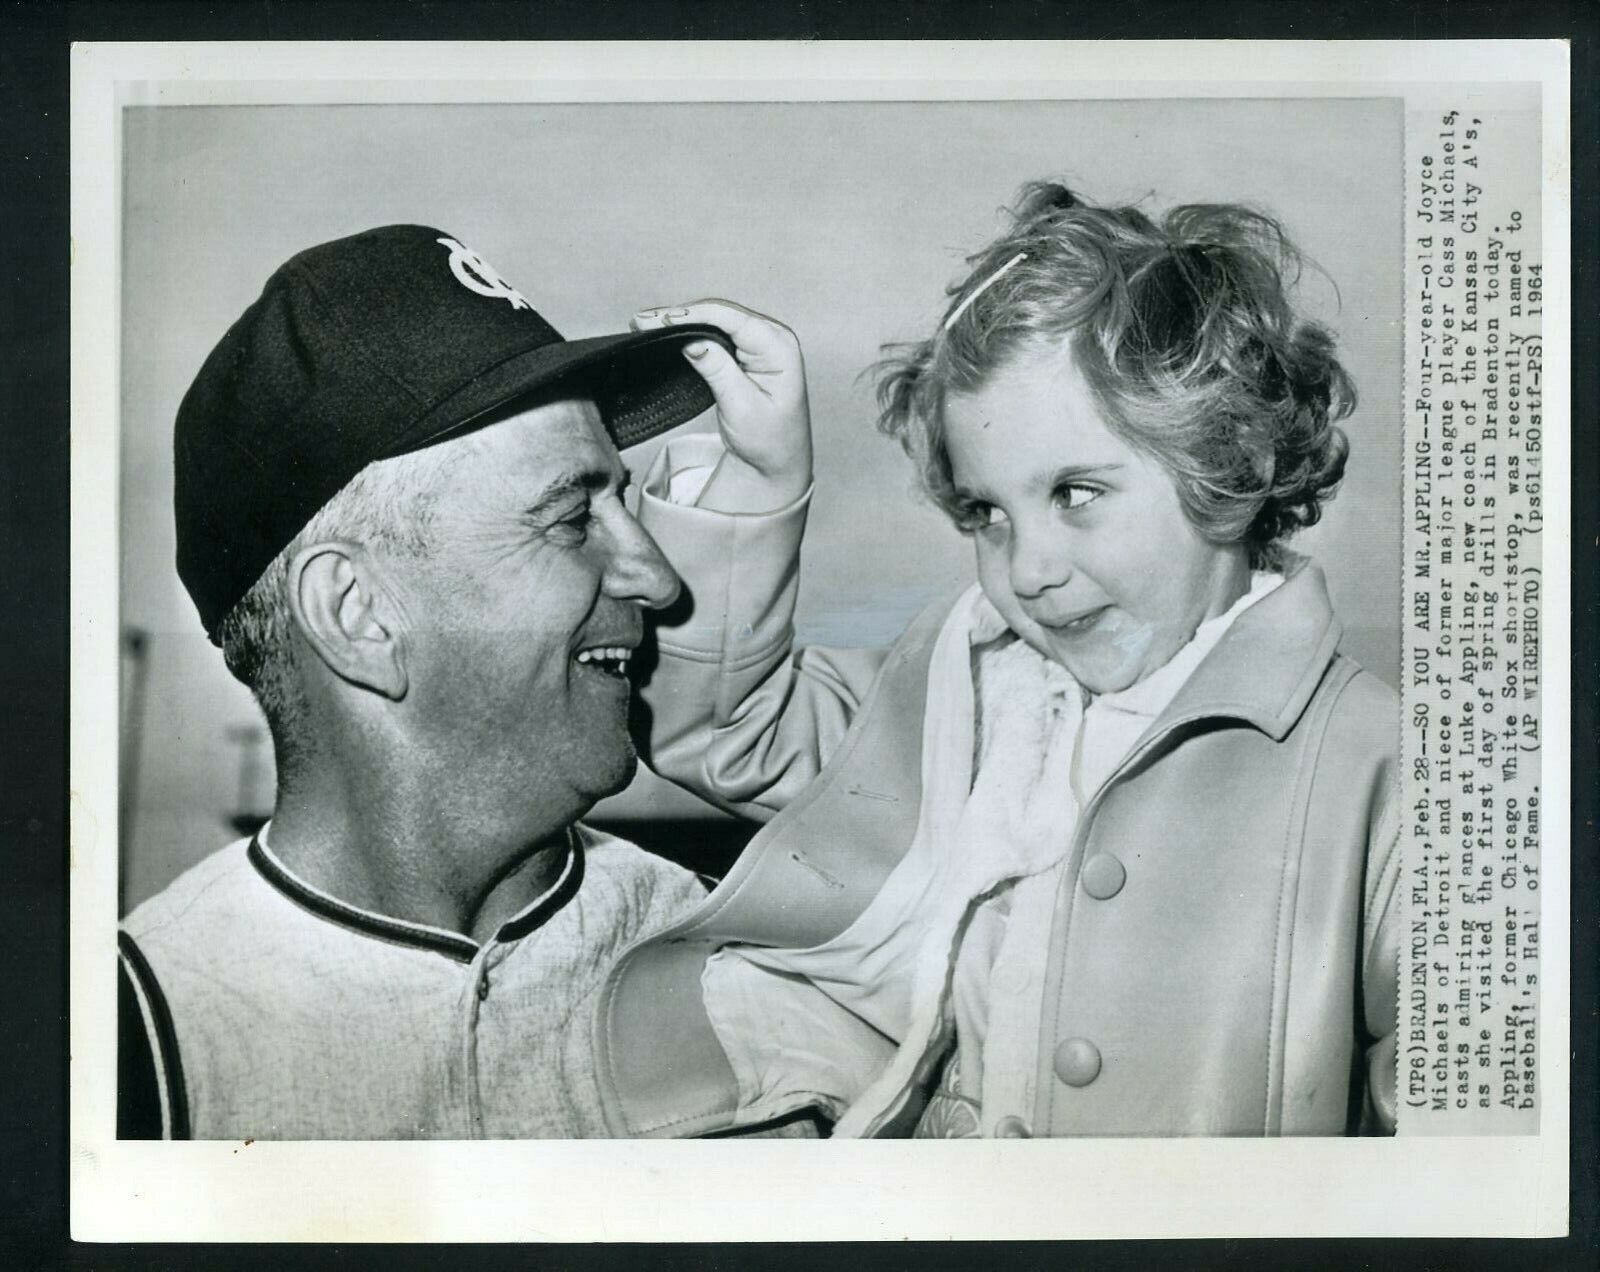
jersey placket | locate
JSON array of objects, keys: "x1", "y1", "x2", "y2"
[
  {"x1": 458, "y1": 936, "x2": 501, "y2": 1138},
  {"x1": 455, "y1": 836, "x2": 583, "y2": 1138}
]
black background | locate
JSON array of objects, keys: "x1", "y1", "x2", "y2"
[{"x1": 3, "y1": 2, "x2": 1595, "y2": 1268}]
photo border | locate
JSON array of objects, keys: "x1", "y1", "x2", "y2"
[{"x1": 68, "y1": 38, "x2": 1572, "y2": 1243}]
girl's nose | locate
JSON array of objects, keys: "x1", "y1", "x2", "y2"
[{"x1": 1008, "y1": 524, "x2": 1073, "y2": 600}]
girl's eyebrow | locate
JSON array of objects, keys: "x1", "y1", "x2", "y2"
[
  {"x1": 951, "y1": 462, "x2": 1122, "y2": 504},
  {"x1": 1043, "y1": 462, "x2": 1122, "y2": 487}
]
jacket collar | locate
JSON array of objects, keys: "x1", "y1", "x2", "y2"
[{"x1": 1149, "y1": 558, "x2": 1343, "y2": 742}]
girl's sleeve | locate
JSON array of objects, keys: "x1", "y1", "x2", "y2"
[
  {"x1": 636, "y1": 435, "x2": 892, "y2": 819},
  {"x1": 701, "y1": 951, "x2": 899, "y2": 1128}
]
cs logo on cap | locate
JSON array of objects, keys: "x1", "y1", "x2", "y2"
[{"x1": 437, "y1": 236, "x2": 533, "y2": 311}]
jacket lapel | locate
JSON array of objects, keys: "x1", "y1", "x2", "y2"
[{"x1": 1144, "y1": 560, "x2": 1343, "y2": 743}]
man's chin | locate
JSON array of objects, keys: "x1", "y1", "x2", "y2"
[{"x1": 583, "y1": 740, "x2": 640, "y2": 805}]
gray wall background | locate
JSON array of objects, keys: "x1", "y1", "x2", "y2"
[{"x1": 119, "y1": 99, "x2": 1402, "y2": 910}]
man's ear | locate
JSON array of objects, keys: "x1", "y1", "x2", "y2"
[{"x1": 286, "y1": 542, "x2": 408, "y2": 700}]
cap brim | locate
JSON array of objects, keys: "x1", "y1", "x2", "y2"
[{"x1": 389, "y1": 323, "x2": 733, "y2": 457}]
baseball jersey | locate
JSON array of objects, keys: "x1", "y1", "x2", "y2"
[{"x1": 116, "y1": 822, "x2": 707, "y2": 1139}]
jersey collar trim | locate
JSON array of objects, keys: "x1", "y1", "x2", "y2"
[
  {"x1": 246, "y1": 829, "x2": 585, "y2": 963},
  {"x1": 498, "y1": 833, "x2": 586, "y2": 943}
]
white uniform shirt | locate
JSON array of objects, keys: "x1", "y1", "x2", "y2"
[{"x1": 118, "y1": 822, "x2": 706, "y2": 1139}]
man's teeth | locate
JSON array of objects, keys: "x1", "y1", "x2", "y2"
[{"x1": 575, "y1": 646, "x2": 633, "y2": 673}]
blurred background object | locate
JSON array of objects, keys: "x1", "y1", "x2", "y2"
[
  {"x1": 118, "y1": 627, "x2": 149, "y2": 910},
  {"x1": 223, "y1": 724, "x2": 273, "y2": 838}
]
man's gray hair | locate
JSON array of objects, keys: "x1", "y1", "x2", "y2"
[{"x1": 216, "y1": 444, "x2": 461, "y2": 780}]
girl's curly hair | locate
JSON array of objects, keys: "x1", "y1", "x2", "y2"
[{"x1": 874, "y1": 182, "x2": 1354, "y2": 568}]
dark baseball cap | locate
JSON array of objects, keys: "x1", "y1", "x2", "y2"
[{"x1": 175, "y1": 224, "x2": 731, "y2": 641}]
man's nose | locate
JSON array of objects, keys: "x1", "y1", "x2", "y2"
[
  {"x1": 1007, "y1": 522, "x2": 1073, "y2": 600},
  {"x1": 604, "y1": 515, "x2": 682, "y2": 610}
]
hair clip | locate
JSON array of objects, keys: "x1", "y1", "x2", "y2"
[{"x1": 943, "y1": 252, "x2": 1027, "y2": 332}]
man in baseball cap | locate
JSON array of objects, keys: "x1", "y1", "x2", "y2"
[{"x1": 115, "y1": 225, "x2": 799, "y2": 1138}]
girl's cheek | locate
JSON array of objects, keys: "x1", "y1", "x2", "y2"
[
  {"x1": 973, "y1": 544, "x2": 1015, "y2": 611},
  {"x1": 1104, "y1": 612, "x2": 1156, "y2": 660}
]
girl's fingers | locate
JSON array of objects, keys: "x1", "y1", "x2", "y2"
[
  {"x1": 677, "y1": 338, "x2": 757, "y2": 417},
  {"x1": 633, "y1": 299, "x2": 797, "y2": 364},
  {"x1": 629, "y1": 306, "x2": 688, "y2": 332}
]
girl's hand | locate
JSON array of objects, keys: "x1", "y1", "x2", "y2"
[{"x1": 631, "y1": 299, "x2": 813, "y2": 513}]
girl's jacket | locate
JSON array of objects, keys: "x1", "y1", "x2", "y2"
[{"x1": 595, "y1": 437, "x2": 1400, "y2": 1138}]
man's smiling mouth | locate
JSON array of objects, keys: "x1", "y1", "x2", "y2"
[{"x1": 574, "y1": 645, "x2": 634, "y2": 679}]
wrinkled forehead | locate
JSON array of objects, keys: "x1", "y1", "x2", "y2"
[{"x1": 437, "y1": 394, "x2": 622, "y2": 493}]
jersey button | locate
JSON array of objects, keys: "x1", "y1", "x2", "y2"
[
  {"x1": 477, "y1": 976, "x2": 491, "y2": 1001},
  {"x1": 992, "y1": 1115, "x2": 1032, "y2": 1138},
  {"x1": 1079, "y1": 853, "x2": 1126, "y2": 900},
  {"x1": 1053, "y1": 1037, "x2": 1102, "y2": 1087}
]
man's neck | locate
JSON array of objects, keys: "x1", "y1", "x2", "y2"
[{"x1": 266, "y1": 781, "x2": 575, "y2": 944}]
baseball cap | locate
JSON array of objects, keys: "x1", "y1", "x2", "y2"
[{"x1": 174, "y1": 224, "x2": 731, "y2": 641}]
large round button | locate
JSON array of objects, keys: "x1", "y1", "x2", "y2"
[
  {"x1": 1080, "y1": 854, "x2": 1126, "y2": 900},
  {"x1": 992, "y1": 1115, "x2": 1032, "y2": 1138},
  {"x1": 1053, "y1": 1037, "x2": 1103, "y2": 1087}
]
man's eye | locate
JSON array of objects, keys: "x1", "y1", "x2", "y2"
[
  {"x1": 554, "y1": 509, "x2": 592, "y2": 538},
  {"x1": 1054, "y1": 483, "x2": 1101, "y2": 512}
]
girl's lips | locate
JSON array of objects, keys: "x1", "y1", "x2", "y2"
[{"x1": 1042, "y1": 606, "x2": 1109, "y2": 636}]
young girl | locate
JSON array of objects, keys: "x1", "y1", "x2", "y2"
[{"x1": 602, "y1": 183, "x2": 1400, "y2": 1138}]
